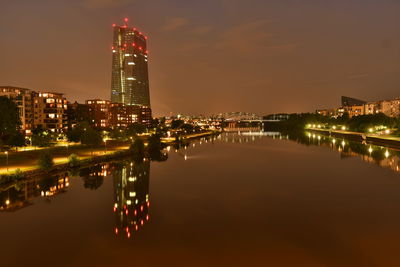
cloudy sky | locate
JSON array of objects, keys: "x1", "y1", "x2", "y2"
[{"x1": 0, "y1": 0, "x2": 399, "y2": 116}]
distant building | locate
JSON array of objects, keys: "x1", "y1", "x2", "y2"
[
  {"x1": 364, "y1": 102, "x2": 379, "y2": 115},
  {"x1": 316, "y1": 109, "x2": 341, "y2": 118},
  {"x1": 344, "y1": 105, "x2": 364, "y2": 117},
  {"x1": 379, "y1": 99, "x2": 400, "y2": 117},
  {"x1": 263, "y1": 114, "x2": 290, "y2": 121},
  {"x1": 317, "y1": 96, "x2": 400, "y2": 119},
  {"x1": 341, "y1": 96, "x2": 366, "y2": 107}
]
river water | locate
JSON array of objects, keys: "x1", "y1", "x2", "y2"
[{"x1": 1, "y1": 132, "x2": 400, "y2": 267}]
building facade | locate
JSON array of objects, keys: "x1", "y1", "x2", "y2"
[
  {"x1": 111, "y1": 18, "x2": 151, "y2": 108},
  {"x1": 0, "y1": 86, "x2": 34, "y2": 134},
  {"x1": 85, "y1": 100, "x2": 152, "y2": 129},
  {"x1": 318, "y1": 96, "x2": 400, "y2": 119},
  {"x1": 86, "y1": 99, "x2": 111, "y2": 128},
  {"x1": 1, "y1": 86, "x2": 68, "y2": 134},
  {"x1": 33, "y1": 92, "x2": 68, "y2": 133}
]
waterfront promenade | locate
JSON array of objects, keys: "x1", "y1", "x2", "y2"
[{"x1": 309, "y1": 127, "x2": 400, "y2": 148}]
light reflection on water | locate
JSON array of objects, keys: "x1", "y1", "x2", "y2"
[
  {"x1": 2, "y1": 133, "x2": 400, "y2": 266},
  {"x1": 223, "y1": 131, "x2": 400, "y2": 175}
]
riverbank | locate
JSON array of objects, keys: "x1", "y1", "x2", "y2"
[
  {"x1": 161, "y1": 130, "x2": 220, "y2": 143},
  {"x1": 309, "y1": 128, "x2": 400, "y2": 149},
  {"x1": 0, "y1": 130, "x2": 219, "y2": 177}
]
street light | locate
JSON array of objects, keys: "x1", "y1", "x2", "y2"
[
  {"x1": 103, "y1": 138, "x2": 107, "y2": 154},
  {"x1": 5, "y1": 151, "x2": 9, "y2": 172}
]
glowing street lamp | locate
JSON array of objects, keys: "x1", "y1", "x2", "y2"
[
  {"x1": 103, "y1": 138, "x2": 108, "y2": 154},
  {"x1": 5, "y1": 151, "x2": 8, "y2": 172}
]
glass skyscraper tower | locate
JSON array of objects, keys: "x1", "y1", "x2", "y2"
[{"x1": 111, "y1": 18, "x2": 151, "y2": 107}]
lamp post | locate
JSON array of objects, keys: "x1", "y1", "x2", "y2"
[
  {"x1": 5, "y1": 151, "x2": 9, "y2": 172},
  {"x1": 104, "y1": 138, "x2": 107, "y2": 154}
]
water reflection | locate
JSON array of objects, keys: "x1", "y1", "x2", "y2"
[
  {"x1": 255, "y1": 131, "x2": 400, "y2": 175},
  {"x1": 302, "y1": 132, "x2": 400, "y2": 174},
  {"x1": 0, "y1": 172, "x2": 70, "y2": 211},
  {"x1": 79, "y1": 164, "x2": 112, "y2": 190},
  {"x1": 112, "y1": 160, "x2": 150, "y2": 238},
  {"x1": 0, "y1": 159, "x2": 152, "y2": 239},
  {"x1": 216, "y1": 131, "x2": 400, "y2": 174}
]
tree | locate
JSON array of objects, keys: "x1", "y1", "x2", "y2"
[
  {"x1": 148, "y1": 134, "x2": 162, "y2": 153},
  {"x1": 81, "y1": 128, "x2": 103, "y2": 146},
  {"x1": 80, "y1": 165, "x2": 104, "y2": 190},
  {"x1": 31, "y1": 129, "x2": 52, "y2": 147},
  {"x1": 68, "y1": 154, "x2": 80, "y2": 167},
  {"x1": 38, "y1": 152, "x2": 54, "y2": 170},
  {"x1": 181, "y1": 124, "x2": 194, "y2": 133},
  {"x1": 67, "y1": 121, "x2": 91, "y2": 142},
  {"x1": 0, "y1": 96, "x2": 22, "y2": 146},
  {"x1": 171, "y1": 119, "x2": 184, "y2": 129},
  {"x1": 7, "y1": 131, "x2": 25, "y2": 151},
  {"x1": 109, "y1": 127, "x2": 126, "y2": 141},
  {"x1": 127, "y1": 123, "x2": 147, "y2": 137},
  {"x1": 130, "y1": 138, "x2": 145, "y2": 162}
]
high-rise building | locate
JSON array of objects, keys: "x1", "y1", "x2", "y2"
[{"x1": 111, "y1": 18, "x2": 151, "y2": 108}]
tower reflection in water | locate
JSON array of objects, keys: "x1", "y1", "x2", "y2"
[{"x1": 112, "y1": 160, "x2": 150, "y2": 238}]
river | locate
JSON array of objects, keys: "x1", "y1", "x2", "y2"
[{"x1": 1, "y1": 132, "x2": 400, "y2": 266}]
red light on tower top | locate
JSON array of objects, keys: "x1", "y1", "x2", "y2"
[{"x1": 112, "y1": 23, "x2": 116, "y2": 27}]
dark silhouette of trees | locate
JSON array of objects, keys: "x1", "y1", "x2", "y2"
[
  {"x1": 130, "y1": 138, "x2": 145, "y2": 162},
  {"x1": 79, "y1": 165, "x2": 104, "y2": 190},
  {"x1": 38, "y1": 152, "x2": 54, "y2": 170},
  {"x1": 127, "y1": 123, "x2": 147, "y2": 137},
  {"x1": 0, "y1": 96, "x2": 22, "y2": 148}
]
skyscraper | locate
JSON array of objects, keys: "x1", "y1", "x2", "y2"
[{"x1": 111, "y1": 18, "x2": 151, "y2": 108}]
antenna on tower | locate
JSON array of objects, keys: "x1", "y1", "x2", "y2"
[{"x1": 124, "y1": 17, "x2": 129, "y2": 27}]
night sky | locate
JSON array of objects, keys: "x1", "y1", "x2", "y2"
[{"x1": 1, "y1": 0, "x2": 399, "y2": 116}]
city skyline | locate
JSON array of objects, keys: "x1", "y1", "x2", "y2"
[{"x1": 0, "y1": 0, "x2": 399, "y2": 117}]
